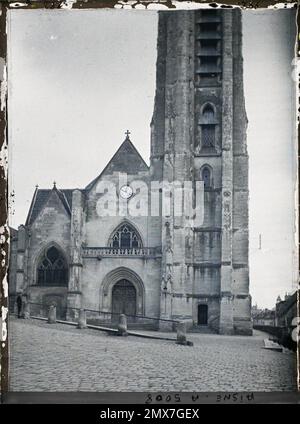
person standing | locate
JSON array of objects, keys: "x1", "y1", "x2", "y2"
[{"x1": 16, "y1": 294, "x2": 22, "y2": 318}]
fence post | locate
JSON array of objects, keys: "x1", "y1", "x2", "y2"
[
  {"x1": 176, "y1": 321, "x2": 193, "y2": 346},
  {"x1": 77, "y1": 309, "x2": 87, "y2": 329},
  {"x1": 176, "y1": 321, "x2": 187, "y2": 345},
  {"x1": 48, "y1": 305, "x2": 56, "y2": 324},
  {"x1": 117, "y1": 314, "x2": 128, "y2": 336},
  {"x1": 23, "y1": 301, "x2": 30, "y2": 319}
]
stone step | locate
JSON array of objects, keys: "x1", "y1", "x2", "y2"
[
  {"x1": 263, "y1": 338, "x2": 283, "y2": 352},
  {"x1": 189, "y1": 326, "x2": 217, "y2": 334}
]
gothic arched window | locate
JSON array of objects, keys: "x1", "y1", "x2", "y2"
[
  {"x1": 109, "y1": 223, "x2": 142, "y2": 249},
  {"x1": 37, "y1": 246, "x2": 68, "y2": 286},
  {"x1": 201, "y1": 166, "x2": 213, "y2": 189}
]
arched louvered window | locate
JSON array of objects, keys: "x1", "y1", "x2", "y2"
[
  {"x1": 109, "y1": 224, "x2": 142, "y2": 249},
  {"x1": 201, "y1": 104, "x2": 216, "y2": 148},
  {"x1": 37, "y1": 246, "x2": 68, "y2": 286},
  {"x1": 201, "y1": 166, "x2": 212, "y2": 189},
  {"x1": 202, "y1": 104, "x2": 215, "y2": 123}
]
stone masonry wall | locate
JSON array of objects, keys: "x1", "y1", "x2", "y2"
[{"x1": 26, "y1": 189, "x2": 71, "y2": 306}]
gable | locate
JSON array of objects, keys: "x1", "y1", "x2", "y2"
[
  {"x1": 85, "y1": 138, "x2": 149, "y2": 191},
  {"x1": 26, "y1": 188, "x2": 75, "y2": 226}
]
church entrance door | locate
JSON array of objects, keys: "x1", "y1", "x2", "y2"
[
  {"x1": 197, "y1": 304, "x2": 208, "y2": 325},
  {"x1": 112, "y1": 279, "x2": 136, "y2": 322}
]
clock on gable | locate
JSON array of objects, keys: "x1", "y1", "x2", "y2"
[{"x1": 119, "y1": 184, "x2": 133, "y2": 199}]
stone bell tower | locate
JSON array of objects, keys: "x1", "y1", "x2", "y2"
[{"x1": 151, "y1": 9, "x2": 252, "y2": 335}]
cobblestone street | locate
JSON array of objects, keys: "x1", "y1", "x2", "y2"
[{"x1": 8, "y1": 317, "x2": 296, "y2": 392}]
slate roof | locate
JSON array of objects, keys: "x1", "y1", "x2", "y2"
[
  {"x1": 9, "y1": 226, "x2": 18, "y2": 239},
  {"x1": 252, "y1": 309, "x2": 275, "y2": 320},
  {"x1": 25, "y1": 136, "x2": 148, "y2": 225},
  {"x1": 25, "y1": 187, "x2": 77, "y2": 226},
  {"x1": 85, "y1": 136, "x2": 149, "y2": 191}
]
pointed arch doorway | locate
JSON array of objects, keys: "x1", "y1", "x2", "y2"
[
  {"x1": 112, "y1": 279, "x2": 137, "y2": 322},
  {"x1": 101, "y1": 267, "x2": 145, "y2": 323}
]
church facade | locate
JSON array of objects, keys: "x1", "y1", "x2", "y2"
[{"x1": 9, "y1": 9, "x2": 252, "y2": 335}]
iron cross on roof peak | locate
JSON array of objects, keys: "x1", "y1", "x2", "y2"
[{"x1": 125, "y1": 130, "x2": 131, "y2": 139}]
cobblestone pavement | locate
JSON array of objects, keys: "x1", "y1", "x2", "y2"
[{"x1": 8, "y1": 317, "x2": 297, "y2": 392}]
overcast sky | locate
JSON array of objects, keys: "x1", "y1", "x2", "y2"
[{"x1": 7, "y1": 8, "x2": 297, "y2": 309}]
